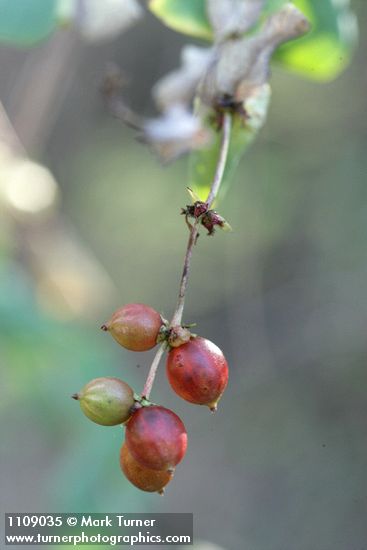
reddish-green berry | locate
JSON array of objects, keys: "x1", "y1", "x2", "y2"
[
  {"x1": 166, "y1": 337, "x2": 228, "y2": 411},
  {"x1": 73, "y1": 377, "x2": 135, "y2": 426},
  {"x1": 120, "y1": 443, "x2": 174, "y2": 494},
  {"x1": 125, "y1": 405, "x2": 187, "y2": 471},
  {"x1": 101, "y1": 303, "x2": 163, "y2": 351}
]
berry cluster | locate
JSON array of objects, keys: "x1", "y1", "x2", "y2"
[{"x1": 73, "y1": 303, "x2": 229, "y2": 494}]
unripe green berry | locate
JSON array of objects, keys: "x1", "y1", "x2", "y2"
[{"x1": 73, "y1": 377, "x2": 135, "y2": 426}]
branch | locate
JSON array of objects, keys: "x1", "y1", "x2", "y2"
[
  {"x1": 142, "y1": 343, "x2": 167, "y2": 399},
  {"x1": 206, "y1": 112, "x2": 232, "y2": 208},
  {"x1": 170, "y1": 219, "x2": 199, "y2": 327},
  {"x1": 142, "y1": 112, "x2": 232, "y2": 400}
]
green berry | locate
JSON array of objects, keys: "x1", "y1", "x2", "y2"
[{"x1": 73, "y1": 377, "x2": 135, "y2": 426}]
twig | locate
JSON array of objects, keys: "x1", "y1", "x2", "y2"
[
  {"x1": 142, "y1": 343, "x2": 167, "y2": 399},
  {"x1": 142, "y1": 112, "x2": 232, "y2": 400},
  {"x1": 206, "y1": 112, "x2": 232, "y2": 208},
  {"x1": 170, "y1": 219, "x2": 199, "y2": 327}
]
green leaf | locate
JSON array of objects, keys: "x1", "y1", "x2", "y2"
[
  {"x1": 189, "y1": 85, "x2": 271, "y2": 203},
  {"x1": 262, "y1": 0, "x2": 289, "y2": 16},
  {"x1": 0, "y1": 0, "x2": 57, "y2": 46},
  {"x1": 275, "y1": 0, "x2": 358, "y2": 81},
  {"x1": 148, "y1": 0, "x2": 289, "y2": 40},
  {"x1": 148, "y1": 0, "x2": 212, "y2": 40}
]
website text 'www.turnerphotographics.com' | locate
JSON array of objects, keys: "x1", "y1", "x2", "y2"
[{"x1": 4, "y1": 513, "x2": 193, "y2": 546}]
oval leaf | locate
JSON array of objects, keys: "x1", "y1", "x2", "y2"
[
  {"x1": 148, "y1": 0, "x2": 212, "y2": 40},
  {"x1": 0, "y1": 0, "x2": 57, "y2": 46},
  {"x1": 189, "y1": 85, "x2": 271, "y2": 203},
  {"x1": 275, "y1": 0, "x2": 358, "y2": 80}
]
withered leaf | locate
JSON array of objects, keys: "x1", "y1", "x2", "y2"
[
  {"x1": 76, "y1": 0, "x2": 143, "y2": 41},
  {"x1": 206, "y1": 0, "x2": 264, "y2": 42},
  {"x1": 152, "y1": 45, "x2": 214, "y2": 111},
  {"x1": 201, "y1": 3, "x2": 310, "y2": 104},
  {"x1": 143, "y1": 105, "x2": 211, "y2": 162}
]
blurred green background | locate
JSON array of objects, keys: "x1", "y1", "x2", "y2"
[{"x1": 1, "y1": 1, "x2": 367, "y2": 549}]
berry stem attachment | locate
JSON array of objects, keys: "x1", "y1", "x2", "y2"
[{"x1": 142, "y1": 112, "x2": 232, "y2": 400}]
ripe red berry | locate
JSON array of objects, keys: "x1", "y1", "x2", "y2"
[
  {"x1": 101, "y1": 303, "x2": 163, "y2": 352},
  {"x1": 72, "y1": 377, "x2": 135, "y2": 426},
  {"x1": 125, "y1": 405, "x2": 187, "y2": 471},
  {"x1": 166, "y1": 337, "x2": 228, "y2": 411},
  {"x1": 120, "y1": 443, "x2": 174, "y2": 494}
]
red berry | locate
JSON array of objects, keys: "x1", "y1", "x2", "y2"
[
  {"x1": 125, "y1": 405, "x2": 187, "y2": 471},
  {"x1": 102, "y1": 303, "x2": 163, "y2": 351},
  {"x1": 166, "y1": 337, "x2": 228, "y2": 411},
  {"x1": 120, "y1": 443, "x2": 173, "y2": 494}
]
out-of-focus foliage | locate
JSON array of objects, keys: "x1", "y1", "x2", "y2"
[
  {"x1": 149, "y1": 0, "x2": 358, "y2": 206},
  {"x1": 0, "y1": 0, "x2": 57, "y2": 46},
  {"x1": 0, "y1": 0, "x2": 143, "y2": 46},
  {"x1": 0, "y1": 0, "x2": 358, "y2": 80},
  {"x1": 149, "y1": 0, "x2": 289, "y2": 40},
  {"x1": 149, "y1": 0, "x2": 213, "y2": 40},
  {"x1": 275, "y1": 0, "x2": 358, "y2": 80},
  {"x1": 148, "y1": 0, "x2": 358, "y2": 81},
  {"x1": 58, "y1": 0, "x2": 143, "y2": 42}
]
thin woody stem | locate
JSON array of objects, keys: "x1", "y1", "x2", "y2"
[
  {"x1": 171, "y1": 112, "x2": 232, "y2": 327},
  {"x1": 142, "y1": 342, "x2": 166, "y2": 399},
  {"x1": 142, "y1": 112, "x2": 232, "y2": 400},
  {"x1": 206, "y1": 112, "x2": 232, "y2": 208},
  {"x1": 170, "y1": 219, "x2": 199, "y2": 327}
]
